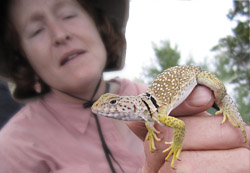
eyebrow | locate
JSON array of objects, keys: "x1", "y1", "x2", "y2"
[
  {"x1": 27, "y1": 13, "x2": 45, "y2": 23},
  {"x1": 20, "y1": 12, "x2": 44, "y2": 35},
  {"x1": 53, "y1": 1, "x2": 76, "y2": 12},
  {"x1": 22, "y1": 1, "x2": 76, "y2": 33}
]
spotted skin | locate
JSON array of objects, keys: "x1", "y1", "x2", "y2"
[
  {"x1": 92, "y1": 65, "x2": 247, "y2": 169},
  {"x1": 147, "y1": 65, "x2": 201, "y2": 105}
]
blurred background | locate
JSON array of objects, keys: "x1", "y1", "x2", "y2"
[{"x1": 104, "y1": 0, "x2": 250, "y2": 124}]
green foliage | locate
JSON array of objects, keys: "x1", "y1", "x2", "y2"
[
  {"x1": 235, "y1": 85, "x2": 250, "y2": 124},
  {"x1": 152, "y1": 41, "x2": 181, "y2": 68}
]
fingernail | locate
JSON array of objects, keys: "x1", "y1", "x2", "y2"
[{"x1": 186, "y1": 86, "x2": 212, "y2": 107}]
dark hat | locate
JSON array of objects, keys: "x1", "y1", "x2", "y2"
[
  {"x1": 0, "y1": 0, "x2": 129, "y2": 79},
  {"x1": 91, "y1": 0, "x2": 129, "y2": 34}
]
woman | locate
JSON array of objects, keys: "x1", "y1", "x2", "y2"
[{"x1": 0, "y1": 0, "x2": 249, "y2": 172}]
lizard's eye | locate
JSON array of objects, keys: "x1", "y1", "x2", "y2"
[{"x1": 109, "y1": 99, "x2": 117, "y2": 105}]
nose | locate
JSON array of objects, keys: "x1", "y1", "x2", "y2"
[
  {"x1": 50, "y1": 20, "x2": 71, "y2": 46},
  {"x1": 54, "y1": 34, "x2": 71, "y2": 46}
]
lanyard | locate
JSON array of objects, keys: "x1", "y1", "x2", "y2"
[{"x1": 59, "y1": 78, "x2": 124, "y2": 173}]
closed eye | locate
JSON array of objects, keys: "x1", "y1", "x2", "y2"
[
  {"x1": 63, "y1": 14, "x2": 76, "y2": 20},
  {"x1": 31, "y1": 28, "x2": 44, "y2": 37}
]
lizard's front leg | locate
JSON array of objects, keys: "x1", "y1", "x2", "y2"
[
  {"x1": 158, "y1": 106, "x2": 186, "y2": 169},
  {"x1": 145, "y1": 121, "x2": 161, "y2": 152}
]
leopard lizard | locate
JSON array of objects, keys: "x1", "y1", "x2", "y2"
[{"x1": 91, "y1": 65, "x2": 247, "y2": 169}]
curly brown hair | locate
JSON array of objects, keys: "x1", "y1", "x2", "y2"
[{"x1": 0, "y1": 0, "x2": 126, "y2": 99}]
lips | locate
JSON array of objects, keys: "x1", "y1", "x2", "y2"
[{"x1": 60, "y1": 50, "x2": 85, "y2": 66}]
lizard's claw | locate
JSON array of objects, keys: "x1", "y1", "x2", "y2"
[
  {"x1": 216, "y1": 108, "x2": 233, "y2": 125},
  {"x1": 224, "y1": 110, "x2": 247, "y2": 143},
  {"x1": 145, "y1": 122, "x2": 161, "y2": 152},
  {"x1": 163, "y1": 141, "x2": 182, "y2": 169},
  {"x1": 220, "y1": 108, "x2": 239, "y2": 127},
  {"x1": 146, "y1": 126, "x2": 161, "y2": 152}
]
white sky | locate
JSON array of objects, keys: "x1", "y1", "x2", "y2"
[{"x1": 104, "y1": 0, "x2": 234, "y2": 80}]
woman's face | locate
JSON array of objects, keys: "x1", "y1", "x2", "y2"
[{"x1": 10, "y1": 0, "x2": 107, "y2": 94}]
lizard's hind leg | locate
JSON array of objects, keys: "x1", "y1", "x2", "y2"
[
  {"x1": 216, "y1": 94, "x2": 247, "y2": 143},
  {"x1": 197, "y1": 71, "x2": 247, "y2": 143}
]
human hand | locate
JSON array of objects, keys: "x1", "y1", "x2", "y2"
[{"x1": 127, "y1": 86, "x2": 250, "y2": 173}]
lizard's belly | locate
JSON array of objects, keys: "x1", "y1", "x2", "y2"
[{"x1": 171, "y1": 77, "x2": 197, "y2": 110}]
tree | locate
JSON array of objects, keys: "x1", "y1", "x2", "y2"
[
  {"x1": 211, "y1": 0, "x2": 250, "y2": 124},
  {"x1": 141, "y1": 1, "x2": 249, "y2": 124},
  {"x1": 141, "y1": 40, "x2": 218, "y2": 115},
  {"x1": 142, "y1": 40, "x2": 181, "y2": 83}
]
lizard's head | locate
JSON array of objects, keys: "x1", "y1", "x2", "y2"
[{"x1": 91, "y1": 93, "x2": 145, "y2": 121}]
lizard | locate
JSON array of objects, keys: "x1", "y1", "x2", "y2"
[{"x1": 91, "y1": 65, "x2": 247, "y2": 169}]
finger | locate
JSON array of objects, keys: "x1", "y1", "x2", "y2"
[
  {"x1": 143, "y1": 137, "x2": 167, "y2": 172},
  {"x1": 154, "y1": 115, "x2": 250, "y2": 150},
  {"x1": 171, "y1": 85, "x2": 215, "y2": 116},
  {"x1": 143, "y1": 124, "x2": 250, "y2": 173},
  {"x1": 159, "y1": 148, "x2": 250, "y2": 173},
  {"x1": 127, "y1": 113, "x2": 250, "y2": 148},
  {"x1": 126, "y1": 121, "x2": 147, "y2": 141},
  {"x1": 182, "y1": 115, "x2": 250, "y2": 150}
]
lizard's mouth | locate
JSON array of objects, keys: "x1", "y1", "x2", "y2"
[{"x1": 92, "y1": 108, "x2": 145, "y2": 122}]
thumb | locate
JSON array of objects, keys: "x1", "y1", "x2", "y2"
[{"x1": 170, "y1": 85, "x2": 215, "y2": 116}]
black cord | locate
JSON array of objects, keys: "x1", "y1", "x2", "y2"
[
  {"x1": 93, "y1": 113, "x2": 117, "y2": 173},
  {"x1": 88, "y1": 83, "x2": 125, "y2": 173},
  {"x1": 82, "y1": 77, "x2": 102, "y2": 108},
  {"x1": 85, "y1": 81, "x2": 116, "y2": 173},
  {"x1": 57, "y1": 78, "x2": 124, "y2": 173},
  {"x1": 57, "y1": 76, "x2": 102, "y2": 107}
]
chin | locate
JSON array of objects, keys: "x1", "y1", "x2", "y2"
[{"x1": 76, "y1": 68, "x2": 102, "y2": 81}]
